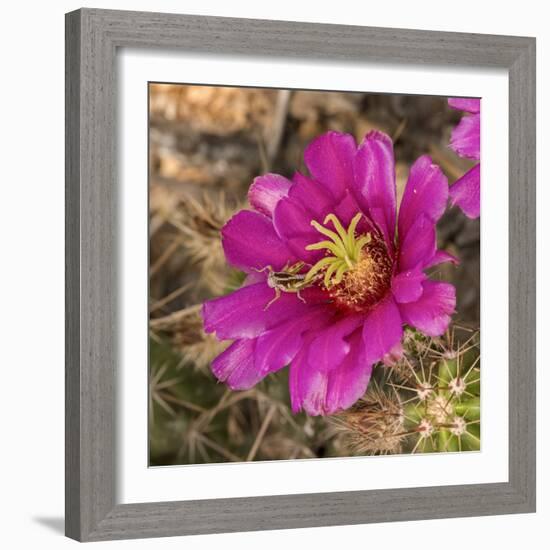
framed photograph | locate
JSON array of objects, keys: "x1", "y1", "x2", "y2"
[{"x1": 65, "y1": 8, "x2": 536, "y2": 542}]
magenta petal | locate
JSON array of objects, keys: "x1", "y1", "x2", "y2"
[
  {"x1": 449, "y1": 164, "x2": 480, "y2": 219},
  {"x1": 211, "y1": 339, "x2": 263, "y2": 390},
  {"x1": 308, "y1": 314, "x2": 364, "y2": 372},
  {"x1": 203, "y1": 282, "x2": 324, "y2": 340},
  {"x1": 398, "y1": 155, "x2": 448, "y2": 242},
  {"x1": 255, "y1": 326, "x2": 302, "y2": 377},
  {"x1": 290, "y1": 331, "x2": 372, "y2": 416},
  {"x1": 222, "y1": 210, "x2": 296, "y2": 272},
  {"x1": 391, "y1": 267, "x2": 426, "y2": 304},
  {"x1": 333, "y1": 190, "x2": 365, "y2": 227},
  {"x1": 273, "y1": 199, "x2": 323, "y2": 264},
  {"x1": 352, "y1": 131, "x2": 397, "y2": 244},
  {"x1": 289, "y1": 172, "x2": 335, "y2": 213},
  {"x1": 367, "y1": 206, "x2": 394, "y2": 248},
  {"x1": 254, "y1": 306, "x2": 331, "y2": 376},
  {"x1": 425, "y1": 249, "x2": 460, "y2": 269},
  {"x1": 289, "y1": 335, "x2": 323, "y2": 414},
  {"x1": 324, "y1": 331, "x2": 373, "y2": 414},
  {"x1": 361, "y1": 296, "x2": 403, "y2": 365},
  {"x1": 283, "y1": 236, "x2": 325, "y2": 264},
  {"x1": 448, "y1": 97, "x2": 480, "y2": 114},
  {"x1": 399, "y1": 281, "x2": 456, "y2": 337},
  {"x1": 382, "y1": 342, "x2": 403, "y2": 366},
  {"x1": 242, "y1": 270, "x2": 265, "y2": 286},
  {"x1": 273, "y1": 197, "x2": 311, "y2": 236},
  {"x1": 450, "y1": 113, "x2": 480, "y2": 161},
  {"x1": 398, "y1": 214, "x2": 436, "y2": 272},
  {"x1": 248, "y1": 173, "x2": 292, "y2": 217},
  {"x1": 273, "y1": 174, "x2": 337, "y2": 263},
  {"x1": 303, "y1": 131, "x2": 356, "y2": 199},
  {"x1": 291, "y1": 171, "x2": 311, "y2": 187}
]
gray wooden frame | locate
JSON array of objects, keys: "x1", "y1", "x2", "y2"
[{"x1": 65, "y1": 7, "x2": 536, "y2": 542}]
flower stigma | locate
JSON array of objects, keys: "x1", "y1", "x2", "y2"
[{"x1": 305, "y1": 213, "x2": 393, "y2": 312}]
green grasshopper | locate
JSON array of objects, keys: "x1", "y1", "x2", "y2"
[{"x1": 256, "y1": 261, "x2": 318, "y2": 310}]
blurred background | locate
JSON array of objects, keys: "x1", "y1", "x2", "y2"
[{"x1": 148, "y1": 84, "x2": 480, "y2": 466}]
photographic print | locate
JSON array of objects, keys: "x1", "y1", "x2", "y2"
[{"x1": 148, "y1": 84, "x2": 480, "y2": 466}]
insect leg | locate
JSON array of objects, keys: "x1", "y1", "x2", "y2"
[
  {"x1": 296, "y1": 289, "x2": 306, "y2": 304},
  {"x1": 254, "y1": 265, "x2": 273, "y2": 273},
  {"x1": 263, "y1": 287, "x2": 281, "y2": 310}
]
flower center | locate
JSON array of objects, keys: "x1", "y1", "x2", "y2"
[{"x1": 305, "y1": 213, "x2": 393, "y2": 312}]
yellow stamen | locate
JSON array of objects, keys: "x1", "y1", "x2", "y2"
[
  {"x1": 346, "y1": 214, "x2": 362, "y2": 249},
  {"x1": 324, "y1": 260, "x2": 343, "y2": 288},
  {"x1": 323, "y1": 214, "x2": 349, "y2": 244},
  {"x1": 305, "y1": 256, "x2": 338, "y2": 281},
  {"x1": 305, "y1": 212, "x2": 372, "y2": 288},
  {"x1": 333, "y1": 261, "x2": 349, "y2": 286},
  {"x1": 306, "y1": 239, "x2": 346, "y2": 257},
  {"x1": 309, "y1": 220, "x2": 342, "y2": 243}
]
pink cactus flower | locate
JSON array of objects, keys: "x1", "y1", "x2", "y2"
[
  {"x1": 202, "y1": 131, "x2": 456, "y2": 415},
  {"x1": 448, "y1": 98, "x2": 481, "y2": 219}
]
